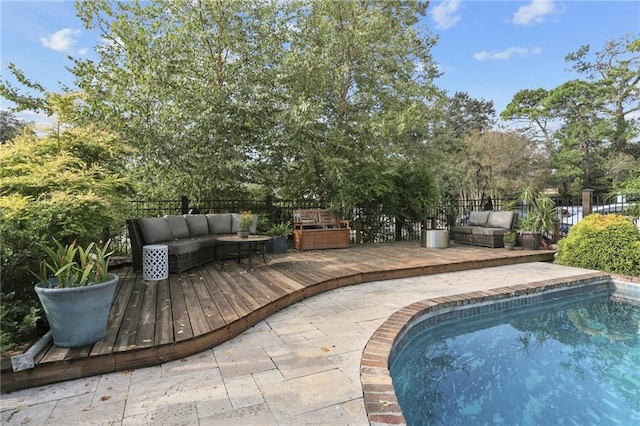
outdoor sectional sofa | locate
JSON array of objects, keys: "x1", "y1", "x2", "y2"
[
  {"x1": 451, "y1": 210, "x2": 518, "y2": 248},
  {"x1": 127, "y1": 213, "x2": 258, "y2": 273}
]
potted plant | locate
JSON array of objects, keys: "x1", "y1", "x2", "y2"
[
  {"x1": 33, "y1": 238, "x2": 119, "y2": 348},
  {"x1": 517, "y1": 187, "x2": 557, "y2": 250},
  {"x1": 503, "y1": 230, "x2": 517, "y2": 250},
  {"x1": 238, "y1": 211, "x2": 253, "y2": 238},
  {"x1": 265, "y1": 220, "x2": 292, "y2": 254}
]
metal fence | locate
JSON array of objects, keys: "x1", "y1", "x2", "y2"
[{"x1": 113, "y1": 192, "x2": 636, "y2": 257}]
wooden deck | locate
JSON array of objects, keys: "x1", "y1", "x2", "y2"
[{"x1": 1, "y1": 242, "x2": 555, "y2": 393}]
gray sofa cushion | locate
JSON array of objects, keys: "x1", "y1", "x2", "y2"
[
  {"x1": 486, "y1": 211, "x2": 515, "y2": 229},
  {"x1": 451, "y1": 226, "x2": 474, "y2": 234},
  {"x1": 231, "y1": 213, "x2": 243, "y2": 233},
  {"x1": 207, "y1": 213, "x2": 232, "y2": 234},
  {"x1": 139, "y1": 217, "x2": 173, "y2": 244},
  {"x1": 193, "y1": 235, "x2": 219, "y2": 248},
  {"x1": 166, "y1": 215, "x2": 190, "y2": 239},
  {"x1": 468, "y1": 211, "x2": 490, "y2": 227},
  {"x1": 185, "y1": 215, "x2": 209, "y2": 236},
  {"x1": 165, "y1": 239, "x2": 200, "y2": 256},
  {"x1": 472, "y1": 227, "x2": 507, "y2": 236}
]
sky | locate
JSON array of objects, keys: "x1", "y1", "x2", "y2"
[{"x1": 1, "y1": 0, "x2": 639, "y2": 129}]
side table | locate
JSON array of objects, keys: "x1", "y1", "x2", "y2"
[
  {"x1": 143, "y1": 244, "x2": 169, "y2": 280},
  {"x1": 422, "y1": 230, "x2": 449, "y2": 249}
]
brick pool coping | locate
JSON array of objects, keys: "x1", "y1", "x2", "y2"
[{"x1": 359, "y1": 271, "x2": 631, "y2": 425}]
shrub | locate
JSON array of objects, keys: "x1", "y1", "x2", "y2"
[
  {"x1": 0, "y1": 292, "x2": 40, "y2": 353},
  {"x1": 556, "y1": 213, "x2": 640, "y2": 276},
  {"x1": 0, "y1": 123, "x2": 133, "y2": 353}
]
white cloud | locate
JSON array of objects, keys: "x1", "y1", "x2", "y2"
[
  {"x1": 40, "y1": 28, "x2": 81, "y2": 52},
  {"x1": 432, "y1": 0, "x2": 462, "y2": 30},
  {"x1": 512, "y1": 0, "x2": 556, "y2": 25},
  {"x1": 474, "y1": 47, "x2": 542, "y2": 61}
]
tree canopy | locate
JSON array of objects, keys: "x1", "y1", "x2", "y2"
[
  {"x1": 68, "y1": 0, "x2": 443, "y2": 211},
  {"x1": 502, "y1": 34, "x2": 640, "y2": 196}
]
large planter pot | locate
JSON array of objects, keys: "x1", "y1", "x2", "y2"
[
  {"x1": 265, "y1": 236, "x2": 289, "y2": 254},
  {"x1": 34, "y1": 273, "x2": 119, "y2": 348},
  {"x1": 518, "y1": 232, "x2": 542, "y2": 250}
]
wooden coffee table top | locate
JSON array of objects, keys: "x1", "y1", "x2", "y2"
[{"x1": 217, "y1": 235, "x2": 271, "y2": 243}]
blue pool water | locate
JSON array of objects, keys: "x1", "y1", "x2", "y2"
[{"x1": 390, "y1": 289, "x2": 640, "y2": 425}]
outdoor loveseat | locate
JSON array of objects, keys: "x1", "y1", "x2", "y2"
[
  {"x1": 127, "y1": 213, "x2": 258, "y2": 273},
  {"x1": 451, "y1": 210, "x2": 517, "y2": 248}
]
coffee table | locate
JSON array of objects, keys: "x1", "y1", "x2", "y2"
[{"x1": 217, "y1": 235, "x2": 271, "y2": 270}]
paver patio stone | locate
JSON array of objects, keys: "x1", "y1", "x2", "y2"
[
  {"x1": 198, "y1": 402, "x2": 277, "y2": 425},
  {"x1": 223, "y1": 374, "x2": 265, "y2": 409},
  {"x1": 269, "y1": 347, "x2": 338, "y2": 380},
  {"x1": 261, "y1": 368, "x2": 362, "y2": 420}
]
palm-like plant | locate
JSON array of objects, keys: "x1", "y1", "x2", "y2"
[
  {"x1": 34, "y1": 239, "x2": 113, "y2": 288},
  {"x1": 518, "y1": 187, "x2": 557, "y2": 235}
]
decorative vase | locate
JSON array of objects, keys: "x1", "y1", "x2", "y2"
[
  {"x1": 504, "y1": 242, "x2": 515, "y2": 250},
  {"x1": 265, "y1": 236, "x2": 288, "y2": 254},
  {"x1": 237, "y1": 229, "x2": 250, "y2": 238},
  {"x1": 34, "y1": 273, "x2": 119, "y2": 348},
  {"x1": 518, "y1": 232, "x2": 542, "y2": 250}
]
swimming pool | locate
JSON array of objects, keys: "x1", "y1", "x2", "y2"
[{"x1": 388, "y1": 280, "x2": 640, "y2": 425}]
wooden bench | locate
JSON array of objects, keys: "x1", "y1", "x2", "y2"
[{"x1": 293, "y1": 209, "x2": 350, "y2": 250}]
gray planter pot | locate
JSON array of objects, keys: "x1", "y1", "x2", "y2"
[
  {"x1": 34, "y1": 273, "x2": 119, "y2": 348},
  {"x1": 518, "y1": 232, "x2": 542, "y2": 250},
  {"x1": 265, "y1": 236, "x2": 289, "y2": 254}
]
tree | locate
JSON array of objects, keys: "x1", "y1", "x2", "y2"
[
  {"x1": 72, "y1": 0, "x2": 441, "y2": 206},
  {"x1": 502, "y1": 35, "x2": 640, "y2": 196},
  {"x1": 565, "y1": 34, "x2": 640, "y2": 154},
  {"x1": 454, "y1": 130, "x2": 542, "y2": 202},
  {"x1": 426, "y1": 92, "x2": 498, "y2": 202},
  {"x1": 0, "y1": 110, "x2": 31, "y2": 144},
  {"x1": 1, "y1": 120, "x2": 135, "y2": 290},
  {"x1": 73, "y1": 0, "x2": 291, "y2": 199}
]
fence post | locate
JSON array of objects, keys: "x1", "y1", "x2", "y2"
[
  {"x1": 582, "y1": 189, "x2": 593, "y2": 218},
  {"x1": 181, "y1": 196, "x2": 190, "y2": 214},
  {"x1": 265, "y1": 194, "x2": 274, "y2": 224}
]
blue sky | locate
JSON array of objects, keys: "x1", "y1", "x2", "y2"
[{"x1": 1, "y1": 0, "x2": 639, "y2": 128}]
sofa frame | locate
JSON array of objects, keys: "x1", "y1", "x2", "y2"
[
  {"x1": 451, "y1": 210, "x2": 518, "y2": 248},
  {"x1": 127, "y1": 213, "x2": 258, "y2": 273}
]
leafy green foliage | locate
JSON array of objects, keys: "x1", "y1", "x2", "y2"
[
  {"x1": 0, "y1": 292, "x2": 40, "y2": 354},
  {"x1": 71, "y1": 0, "x2": 441, "y2": 206},
  {"x1": 239, "y1": 211, "x2": 254, "y2": 230},
  {"x1": 617, "y1": 172, "x2": 640, "y2": 219},
  {"x1": 556, "y1": 214, "x2": 640, "y2": 276},
  {"x1": 35, "y1": 239, "x2": 113, "y2": 288},
  {"x1": 0, "y1": 105, "x2": 134, "y2": 350},
  {"x1": 0, "y1": 110, "x2": 31, "y2": 144},
  {"x1": 266, "y1": 221, "x2": 292, "y2": 237},
  {"x1": 502, "y1": 34, "x2": 640, "y2": 196}
]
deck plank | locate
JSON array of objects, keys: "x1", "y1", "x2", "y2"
[
  {"x1": 1, "y1": 242, "x2": 559, "y2": 393},
  {"x1": 134, "y1": 279, "x2": 159, "y2": 349},
  {"x1": 154, "y1": 278, "x2": 174, "y2": 345},
  {"x1": 91, "y1": 269, "x2": 136, "y2": 356},
  {"x1": 113, "y1": 274, "x2": 146, "y2": 351},
  {"x1": 182, "y1": 273, "x2": 216, "y2": 336},
  {"x1": 201, "y1": 264, "x2": 242, "y2": 324},
  {"x1": 171, "y1": 275, "x2": 194, "y2": 342}
]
